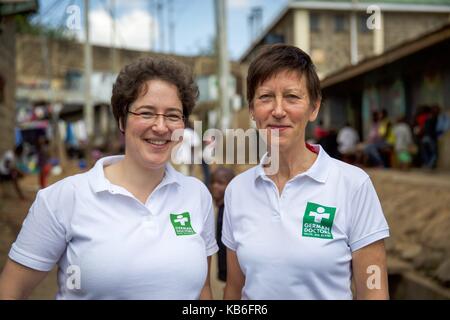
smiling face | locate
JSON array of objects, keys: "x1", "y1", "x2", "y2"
[
  {"x1": 123, "y1": 79, "x2": 185, "y2": 170},
  {"x1": 250, "y1": 69, "x2": 321, "y2": 151}
]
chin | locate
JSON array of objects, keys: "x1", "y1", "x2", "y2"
[
  {"x1": 268, "y1": 136, "x2": 290, "y2": 149},
  {"x1": 139, "y1": 152, "x2": 171, "y2": 170}
]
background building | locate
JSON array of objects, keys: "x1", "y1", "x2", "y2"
[
  {"x1": 0, "y1": 0, "x2": 37, "y2": 155},
  {"x1": 321, "y1": 23, "x2": 450, "y2": 168},
  {"x1": 15, "y1": 34, "x2": 243, "y2": 152}
]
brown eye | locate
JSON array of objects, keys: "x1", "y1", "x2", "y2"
[
  {"x1": 139, "y1": 112, "x2": 156, "y2": 119},
  {"x1": 166, "y1": 114, "x2": 183, "y2": 122}
]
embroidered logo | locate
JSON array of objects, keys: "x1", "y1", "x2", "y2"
[
  {"x1": 302, "y1": 202, "x2": 336, "y2": 239},
  {"x1": 170, "y1": 212, "x2": 196, "y2": 236}
]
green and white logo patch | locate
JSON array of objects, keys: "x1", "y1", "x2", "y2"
[
  {"x1": 170, "y1": 212, "x2": 196, "y2": 236},
  {"x1": 302, "y1": 202, "x2": 336, "y2": 239}
]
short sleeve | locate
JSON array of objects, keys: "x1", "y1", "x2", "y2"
[
  {"x1": 221, "y1": 188, "x2": 237, "y2": 251},
  {"x1": 348, "y1": 178, "x2": 390, "y2": 252},
  {"x1": 201, "y1": 192, "x2": 219, "y2": 256},
  {"x1": 8, "y1": 190, "x2": 68, "y2": 271}
]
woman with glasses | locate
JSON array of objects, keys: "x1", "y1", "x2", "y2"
[{"x1": 0, "y1": 57, "x2": 218, "y2": 299}]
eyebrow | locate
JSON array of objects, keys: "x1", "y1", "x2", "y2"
[
  {"x1": 284, "y1": 89, "x2": 305, "y2": 95},
  {"x1": 256, "y1": 88, "x2": 304, "y2": 95},
  {"x1": 135, "y1": 105, "x2": 183, "y2": 113}
]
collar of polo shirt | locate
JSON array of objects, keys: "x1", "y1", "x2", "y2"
[
  {"x1": 89, "y1": 155, "x2": 180, "y2": 193},
  {"x1": 254, "y1": 144, "x2": 331, "y2": 184}
]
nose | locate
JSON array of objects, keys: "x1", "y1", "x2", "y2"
[
  {"x1": 151, "y1": 114, "x2": 170, "y2": 134},
  {"x1": 272, "y1": 95, "x2": 286, "y2": 119}
]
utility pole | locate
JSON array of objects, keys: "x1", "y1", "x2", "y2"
[
  {"x1": 84, "y1": 0, "x2": 94, "y2": 160},
  {"x1": 153, "y1": 0, "x2": 157, "y2": 51},
  {"x1": 168, "y1": 0, "x2": 175, "y2": 53},
  {"x1": 350, "y1": 0, "x2": 359, "y2": 65},
  {"x1": 110, "y1": 0, "x2": 118, "y2": 74},
  {"x1": 157, "y1": 0, "x2": 164, "y2": 52},
  {"x1": 215, "y1": 0, "x2": 231, "y2": 130},
  {"x1": 248, "y1": 13, "x2": 254, "y2": 42},
  {"x1": 149, "y1": 0, "x2": 154, "y2": 50},
  {"x1": 103, "y1": 0, "x2": 118, "y2": 150}
]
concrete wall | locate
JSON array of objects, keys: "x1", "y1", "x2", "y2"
[{"x1": 293, "y1": 10, "x2": 310, "y2": 54}]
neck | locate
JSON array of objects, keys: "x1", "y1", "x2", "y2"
[
  {"x1": 267, "y1": 140, "x2": 317, "y2": 180},
  {"x1": 106, "y1": 155, "x2": 165, "y2": 201},
  {"x1": 124, "y1": 156, "x2": 165, "y2": 189}
]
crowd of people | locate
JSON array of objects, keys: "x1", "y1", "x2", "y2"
[
  {"x1": 0, "y1": 137, "x2": 53, "y2": 200},
  {"x1": 314, "y1": 105, "x2": 449, "y2": 170}
]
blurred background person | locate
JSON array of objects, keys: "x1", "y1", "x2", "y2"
[
  {"x1": 210, "y1": 167, "x2": 235, "y2": 283},
  {"x1": 393, "y1": 116, "x2": 414, "y2": 170},
  {"x1": 36, "y1": 136, "x2": 51, "y2": 189},
  {"x1": 337, "y1": 122, "x2": 359, "y2": 164},
  {"x1": 421, "y1": 105, "x2": 440, "y2": 169},
  {"x1": 0, "y1": 145, "x2": 26, "y2": 200},
  {"x1": 365, "y1": 109, "x2": 394, "y2": 168},
  {"x1": 313, "y1": 119, "x2": 328, "y2": 143}
]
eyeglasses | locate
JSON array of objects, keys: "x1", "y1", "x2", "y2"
[{"x1": 128, "y1": 110, "x2": 185, "y2": 125}]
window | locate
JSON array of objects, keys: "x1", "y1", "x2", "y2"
[
  {"x1": 264, "y1": 33, "x2": 285, "y2": 45},
  {"x1": 359, "y1": 15, "x2": 370, "y2": 33},
  {"x1": 64, "y1": 70, "x2": 82, "y2": 90},
  {"x1": 310, "y1": 12, "x2": 320, "y2": 32},
  {"x1": 334, "y1": 14, "x2": 347, "y2": 32}
]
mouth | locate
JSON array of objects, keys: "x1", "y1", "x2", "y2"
[
  {"x1": 267, "y1": 125, "x2": 291, "y2": 132},
  {"x1": 143, "y1": 138, "x2": 172, "y2": 148}
]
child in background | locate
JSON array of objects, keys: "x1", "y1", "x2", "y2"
[
  {"x1": 0, "y1": 145, "x2": 26, "y2": 200},
  {"x1": 37, "y1": 136, "x2": 51, "y2": 189},
  {"x1": 393, "y1": 116, "x2": 414, "y2": 170},
  {"x1": 210, "y1": 167, "x2": 235, "y2": 282}
]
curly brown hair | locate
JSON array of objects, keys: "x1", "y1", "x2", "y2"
[{"x1": 111, "y1": 56, "x2": 199, "y2": 132}]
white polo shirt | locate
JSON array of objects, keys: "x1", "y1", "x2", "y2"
[
  {"x1": 9, "y1": 156, "x2": 218, "y2": 300},
  {"x1": 222, "y1": 144, "x2": 389, "y2": 300}
]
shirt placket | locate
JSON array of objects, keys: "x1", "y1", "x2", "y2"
[
  {"x1": 262, "y1": 177, "x2": 283, "y2": 220},
  {"x1": 108, "y1": 184, "x2": 159, "y2": 231}
]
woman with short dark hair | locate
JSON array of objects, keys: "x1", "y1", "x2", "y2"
[
  {"x1": 223, "y1": 44, "x2": 390, "y2": 300},
  {"x1": 0, "y1": 56, "x2": 218, "y2": 300}
]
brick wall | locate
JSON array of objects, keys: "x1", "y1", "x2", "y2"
[
  {"x1": 384, "y1": 12, "x2": 449, "y2": 50},
  {"x1": 16, "y1": 34, "x2": 236, "y2": 87},
  {"x1": 309, "y1": 11, "x2": 378, "y2": 77}
]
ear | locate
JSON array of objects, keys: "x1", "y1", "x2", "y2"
[
  {"x1": 309, "y1": 99, "x2": 322, "y2": 122},
  {"x1": 119, "y1": 118, "x2": 125, "y2": 134},
  {"x1": 249, "y1": 103, "x2": 255, "y2": 120}
]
